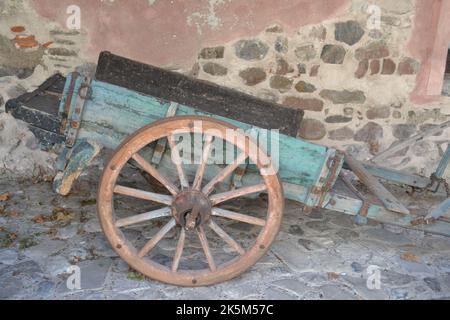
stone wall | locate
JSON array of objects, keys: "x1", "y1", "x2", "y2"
[
  {"x1": 192, "y1": 0, "x2": 450, "y2": 176},
  {"x1": 1, "y1": 0, "x2": 450, "y2": 178}
]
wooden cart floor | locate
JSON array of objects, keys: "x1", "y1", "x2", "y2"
[{"x1": 1, "y1": 151, "x2": 450, "y2": 299}]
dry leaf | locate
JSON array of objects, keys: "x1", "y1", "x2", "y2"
[
  {"x1": 0, "y1": 193, "x2": 11, "y2": 201},
  {"x1": 400, "y1": 252, "x2": 419, "y2": 262},
  {"x1": 327, "y1": 272, "x2": 340, "y2": 280}
]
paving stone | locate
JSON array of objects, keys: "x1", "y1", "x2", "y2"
[
  {"x1": 271, "y1": 242, "x2": 313, "y2": 271},
  {"x1": 298, "y1": 119, "x2": 326, "y2": 141},
  {"x1": 56, "y1": 224, "x2": 78, "y2": 240},
  {"x1": 288, "y1": 225, "x2": 304, "y2": 236},
  {"x1": 78, "y1": 257, "x2": 113, "y2": 290},
  {"x1": 336, "y1": 228, "x2": 359, "y2": 240},
  {"x1": 335, "y1": 20, "x2": 365, "y2": 46},
  {"x1": 382, "y1": 269, "x2": 416, "y2": 286},
  {"x1": 308, "y1": 210, "x2": 324, "y2": 220},
  {"x1": 297, "y1": 238, "x2": 323, "y2": 251},
  {"x1": 295, "y1": 44, "x2": 316, "y2": 61},
  {"x1": 0, "y1": 248, "x2": 19, "y2": 265},
  {"x1": 319, "y1": 284, "x2": 357, "y2": 300},
  {"x1": 264, "y1": 286, "x2": 297, "y2": 299},
  {"x1": 320, "y1": 44, "x2": 346, "y2": 64},
  {"x1": 1, "y1": 260, "x2": 43, "y2": 280},
  {"x1": 423, "y1": 277, "x2": 441, "y2": 292},
  {"x1": 309, "y1": 65, "x2": 320, "y2": 77},
  {"x1": 351, "y1": 262, "x2": 363, "y2": 273},
  {"x1": 43, "y1": 255, "x2": 72, "y2": 277},
  {"x1": 0, "y1": 276, "x2": 23, "y2": 299},
  {"x1": 319, "y1": 89, "x2": 366, "y2": 104},
  {"x1": 297, "y1": 63, "x2": 306, "y2": 74},
  {"x1": 22, "y1": 239, "x2": 67, "y2": 260},
  {"x1": 363, "y1": 228, "x2": 412, "y2": 246},
  {"x1": 270, "y1": 278, "x2": 308, "y2": 297},
  {"x1": 234, "y1": 39, "x2": 269, "y2": 60},
  {"x1": 305, "y1": 220, "x2": 332, "y2": 232},
  {"x1": 341, "y1": 275, "x2": 389, "y2": 300},
  {"x1": 36, "y1": 280, "x2": 55, "y2": 297},
  {"x1": 266, "y1": 24, "x2": 283, "y2": 33}
]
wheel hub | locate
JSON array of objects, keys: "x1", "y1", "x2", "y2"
[{"x1": 171, "y1": 190, "x2": 212, "y2": 230}]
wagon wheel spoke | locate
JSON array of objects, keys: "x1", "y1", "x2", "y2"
[
  {"x1": 209, "y1": 183, "x2": 267, "y2": 206},
  {"x1": 171, "y1": 228, "x2": 185, "y2": 272},
  {"x1": 192, "y1": 135, "x2": 214, "y2": 190},
  {"x1": 197, "y1": 225, "x2": 216, "y2": 272},
  {"x1": 212, "y1": 208, "x2": 266, "y2": 226},
  {"x1": 202, "y1": 152, "x2": 248, "y2": 195},
  {"x1": 208, "y1": 220, "x2": 245, "y2": 255},
  {"x1": 138, "y1": 218, "x2": 176, "y2": 258},
  {"x1": 168, "y1": 135, "x2": 189, "y2": 189},
  {"x1": 114, "y1": 185, "x2": 172, "y2": 205},
  {"x1": 131, "y1": 153, "x2": 179, "y2": 195},
  {"x1": 115, "y1": 207, "x2": 171, "y2": 228}
]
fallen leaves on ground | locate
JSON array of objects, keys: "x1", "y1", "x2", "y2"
[
  {"x1": 400, "y1": 252, "x2": 420, "y2": 262},
  {"x1": 0, "y1": 193, "x2": 11, "y2": 201},
  {"x1": 31, "y1": 207, "x2": 74, "y2": 224}
]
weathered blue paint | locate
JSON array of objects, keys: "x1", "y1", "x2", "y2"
[{"x1": 69, "y1": 77, "x2": 338, "y2": 189}]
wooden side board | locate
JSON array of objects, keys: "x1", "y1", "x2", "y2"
[{"x1": 95, "y1": 51, "x2": 303, "y2": 137}]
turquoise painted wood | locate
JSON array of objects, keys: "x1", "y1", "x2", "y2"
[{"x1": 60, "y1": 74, "x2": 339, "y2": 196}]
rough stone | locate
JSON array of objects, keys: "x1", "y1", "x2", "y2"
[
  {"x1": 343, "y1": 107, "x2": 354, "y2": 116},
  {"x1": 198, "y1": 46, "x2": 225, "y2": 59},
  {"x1": 412, "y1": 141, "x2": 433, "y2": 157},
  {"x1": 202, "y1": 62, "x2": 227, "y2": 76},
  {"x1": 294, "y1": 44, "x2": 316, "y2": 61},
  {"x1": 22, "y1": 239, "x2": 67, "y2": 261},
  {"x1": 423, "y1": 277, "x2": 441, "y2": 292},
  {"x1": 239, "y1": 67, "x2": 266, "y2": 86},
  {"x1": 297, "y1": 238, "x2": 323, "y2": 251},
  {"x1": 381, "y1": 15, "x2": 401, "y2": 26},
  {"x1": 351, "y1": 262, "x2": 363, "y2": 273},
  {"x1": 310, "y1": 65, "x2": 320, "y2": 77},
  {"x1": 370, "y1": 60, "x2": 380, "y2": 75},
  {"x1": 419, "y1": 124, "x2": 443, "y2": 136},
  {"x1": 297, "y1": 63, "x2": 306, "y2": 74},
  {"x1": 305, "y1": 220, "x2": 332, "y2": 232},
  {"x1": 295, "y1": 80, "x2": 316, "y2": 93},
  {"x1": 234, "y1": 39, "x2": 269, "y2": 60},
  {"x1": 382, "y1": 270, "x2": 416, "y2": 286},
  {"x1": 355, "y1": 59, "x2": 368, "y2": 78},
  {"x1": 320, "y1": 44, "x2": 346, "y2": 64},
  {"x1": 283, "y1": 96, "x2": 323, "y2": 112},
  {"x1": 257, "y1": 89, "x2": 278, "y2": 102},
  {"x1": 336, "y1": 228, "x2": 359, "y2": 240},
  {"x1": 398, "y1": 57, "x2": 420, "y2": 75},
  {"x1": 288, "y1": 225, "x2": 304, "y2": 236},
  {"x1": 0, "y1": 248, "x2": 19, "y2": 265},
  {"x1": 274, "y1": 56, "x2": 293, "y2": 75},
  {"x1": 381, "y1": 58, "x2": 396, "y2": 75},
  {"x1": 266, "y1": 24, "x2": 283, "y2": 33},
  {"x1": 48, "y1": 47, "x2": 77, "y2": 56},
  {"x1": 393, "y1": 111, "x2": 402, "y2": 119},
  {"x1": 269, "y1": 75, "x2": 293, "y2": 92},
  {"x1": 328, "y1": 127, "x2": 354, "y2": 140},
  {"x1": 364, "y1": 228, "x2": 412, "y2": 246},
  {"x1": 392, "y1": 124, "x2": 416, "y2": 139},
  {"x1": 354, "y1": 122, "x2": 383, "y2": 142},
  {"x1": 79, "y1": 258, "x2": 113, "y2": 290},
  {"x1": 334, "y1": 20, "x2": 365, "y2": 46},
  {"x1": 319, "y1": 89, "x2": 366, "y2": 104},
  {"x1": 355, "y1": 41, "x2": 390, "y2": 60},
  {"x1": 366, "y1": 106, "x2": 390, "y2": 119},
  {"x1": 274, "y1": 36, "x2": 288, "y2": 53},
  {"x1": 298, "y1": 119, "x2": 326, "y2": 140},
  {"x1": 0, "y1": 276, "x2": 22, "y2": 299},
  {"x1": 325, "y1": 115, "x2": 352, "y2": 123},
  {"x1": 309, "y1": 25, "x2": 327, "y2": 41}
]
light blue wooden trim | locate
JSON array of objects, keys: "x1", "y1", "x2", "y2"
[{"x1": 435, "y1": 143, "x2": 450, "y2": 178}]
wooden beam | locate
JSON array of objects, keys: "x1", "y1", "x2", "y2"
[{"x1": 344, "y1": 154, "x2": 410, "y2": 215}]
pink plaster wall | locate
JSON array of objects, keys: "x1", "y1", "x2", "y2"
[
  {"x1": 30, "y1": 0, "x2": 349, "y2": 68},
  {"x1": 408, "y1": 0, "x2": 450, "y2": 103}
]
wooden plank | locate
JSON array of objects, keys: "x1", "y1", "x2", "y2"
[
  {"x1": 95, "y1": 51, "x2": 303, "y2": 137},
  {"x1": 344, "y1": 154, "x2": 410, "y2": 214}
]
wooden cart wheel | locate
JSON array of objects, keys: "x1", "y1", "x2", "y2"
[{"x1": 97, "y1": 115, "x2": 284, "y2": 286}]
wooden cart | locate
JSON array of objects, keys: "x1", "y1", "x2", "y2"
[{"x1": 6, "y1": 52, "x2": 450, "y2": 286}]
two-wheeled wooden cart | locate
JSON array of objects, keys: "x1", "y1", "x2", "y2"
[{"x1": 7, "y1": 52, "x2": 450, "y2": 286}]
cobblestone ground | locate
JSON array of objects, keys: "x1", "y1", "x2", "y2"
[{"x1": 1, "y1": 158, "x2": 450, "y2": 300}]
